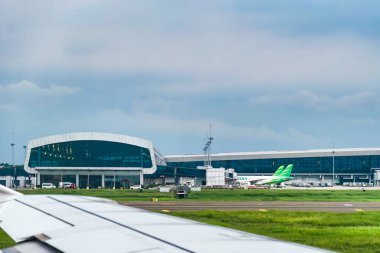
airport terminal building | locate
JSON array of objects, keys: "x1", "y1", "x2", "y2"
[
  {"x1": 24, "y1": 132, "x2": 166, "y2": 188},
  {"x1": 20, "y1": 132, "x2": 380, "y2": 188},
  {"x1": 166, "y1": 149, "x2": 380, "y2": 185}
]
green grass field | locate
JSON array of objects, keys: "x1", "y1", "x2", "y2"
[
  {"x1": 17, "y1": 188, "x2": 175, "y2": 201},
  {"x1": 170, "y1": 210, "x2": 380, "y2": 253},
  {"x1": 0, "y1": 228, "x2": 15, "y2": 249},
  {"x1": 17, "y1": 188, "x2": 380, "y2": 202}
]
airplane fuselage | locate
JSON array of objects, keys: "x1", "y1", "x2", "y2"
[{"x1": 237, "y1": 175, "x2": 293, "y2": 185}]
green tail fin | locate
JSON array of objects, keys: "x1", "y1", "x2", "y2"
[
  {"x1": 272, "y1": 165, "x2": 285, "y2": 176},
  {"x1": 280, "y1": 164, "x2": 293, "y2": 177}
]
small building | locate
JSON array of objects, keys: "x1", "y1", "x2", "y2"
[{"x1": 0, "y1": 165, "x2": 33, "y2": 188}]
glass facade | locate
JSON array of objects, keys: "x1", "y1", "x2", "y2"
[
  {"x1": 167, "y1": 155, "x2": 380, "y2": 174},
  {"x1": 29, "y1": 140, "x2": 152, "y2": 168},
  {"x1": 104, "y1": 174, "x2": 140, "y2": 188},
  {"x1": 146, "y1": 165, "x2": 206, "y2": 178},
  {"x1": 40, "y1": 172, "x2": 140, "y2": 189},
  {"x1": 40, "y1": 175, "x2": 75, "y2": 187}
]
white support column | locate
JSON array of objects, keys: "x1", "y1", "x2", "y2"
[
  {"x1": 20, "y1": 177, "x2": 25, "y2": 187},
  {"x1": 101, "y1": 174, "x2": 105, "y2": 188},
  {"x1": 37, "y1": 173, "x2": 40, "y2": 186},
  {"x1": 76, "y1": 174, "x2": 79, "y2": 188},
  {"x1": 140, "y1": 170, "x2": 144, "y2": 186},
  {"x1": 34, "y1": 171, "x2": 37, "y2": 189},
  {"x1": 6, "y1": 176, "x2": 12, "y2": 187}
]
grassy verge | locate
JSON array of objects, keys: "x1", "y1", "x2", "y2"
[
  {"x1": 170, "y1": 210, "x2": 380, "y2": 253},
  {"x1": 17, "y1": 188, "x2": 175, "y2": 201},
  {"x1": 185, "y1": 188, "x2": 378, "y2": 202},
  {"x1": 0, "y1": 228, "x2": 15, "y2": 249},
  {"x1": 17, "y1": 188, "x2": 380, "y2": 202}
]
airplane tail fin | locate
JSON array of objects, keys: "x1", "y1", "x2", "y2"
[
  {"x1": 272, "y1": 165, "x2": 285, "y2": 176},
  {"x1": 280, "y1": 164, "x2": 293, "y2": 177}
]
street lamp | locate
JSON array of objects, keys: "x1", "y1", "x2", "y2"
[
  {"x1": 11, "y1": 142, "x2": 15, "y2": 188},
  {"x1": 23, "y1": 145, "x2": 28, "y2": 187}
]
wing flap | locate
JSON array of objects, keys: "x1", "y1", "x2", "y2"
[{"x1": 0, "y1": 197, "x2": 72, "y2": 242}]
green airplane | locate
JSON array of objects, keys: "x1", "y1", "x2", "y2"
[
  {"x1": 237, "y1": 164, "x2": 294, "y2": 186},
  {"x1": 257, "y1": 164, "x2": 294, "y2": 185}
]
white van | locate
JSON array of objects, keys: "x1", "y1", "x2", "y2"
[{"x1": 41, "y1": 183, "x2": 56, "y2": 189}]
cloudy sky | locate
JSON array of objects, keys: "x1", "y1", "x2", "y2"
[{"x1": 1, "y1": 0, "x2": 380, "y2": 164}]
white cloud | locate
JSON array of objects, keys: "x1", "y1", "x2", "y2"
[
  {"x1": 0, "y1": 80, "x2": 80, "y2": 114},
  {"x1": 0, "y1": 80, "x2": 80, "y2": 96},
  {"x1": 75, "y1": 108, "x2": 322, "y2": 148},
  {"x1": 57, "y1": 32, "x2": 380, "y2": 90},
  {"x1": 2, "y1": 1, "x2": 380, "y2": 161},
  {"x1": 1, "y1": 2, "x2": 380, "y2": 94},
  {"x1": 251, "y1": 90, "x2": 377, "y2": 111},
  {"x1": 333, "y1": 92, "x2": 375, "y2": 108}
]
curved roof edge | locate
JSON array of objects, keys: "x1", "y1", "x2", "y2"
[
  {"x1": 27, "y1": 132, "x2": 153, "y2": 149},
  {"x1": 165, "y1": 147, "x2": 380, "y2": 162},
  {"x1": 24, "y1": 132, "x2": 157, "y2": 175}
]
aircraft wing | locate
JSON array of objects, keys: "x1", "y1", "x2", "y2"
[{"x1": 0, "y1": 186, "x2": 332, "y2": 253}]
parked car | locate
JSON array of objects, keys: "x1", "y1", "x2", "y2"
[
  {"x1": 129, "y1": 185, "x2": 142, "y2": 190},
  {"x1": 59, "y1": 182, "x2": 72, "y2": 188},
  {"x1": 68, "y1": 183, "x2": 77, "y2": 189},
  {"x1": 59, "y1": 182, "x2": 77, "y2": 189},
  {"x1": 41, "y1": 183, "x2": 56, "y2": 189}
]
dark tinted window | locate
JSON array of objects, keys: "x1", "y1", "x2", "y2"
[
  {"x1": 29, "y1": 140, "x2": 152, "y2": 168},
  {"x1": 167, "y1": 155, "x2": 379, "y2": 174}
]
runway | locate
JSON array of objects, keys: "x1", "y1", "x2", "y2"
[{"x1": 123, "y1": 201, "x2": 380, "y2": 212}]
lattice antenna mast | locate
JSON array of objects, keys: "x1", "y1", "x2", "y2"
[{"x1": 202, "y1": 124, "x2": 213, "y2": 168}]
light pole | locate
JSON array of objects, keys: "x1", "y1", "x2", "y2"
[
  {"x1": 10, "y1": 132, "x2": 16, "y2": 188},
  {"x1": 11, "y1": 142, "x2": 15, "y2": 188},
  {"x1": 332, "y1": 143, "x2": 335, "y2": 186},
  {"x1": 23, "y1": 145, "x2": 28, "y2": 187}
]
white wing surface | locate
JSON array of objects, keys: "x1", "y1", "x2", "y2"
[{"x1": 0, "y1": 186, "x2": 333, "y2": 253}]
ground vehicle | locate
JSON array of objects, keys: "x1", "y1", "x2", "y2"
[
  {"x1": 59, "y1": 182, "x2": 77, "y2": 189},
  {"x1": 41, "y1": 183, "x2": 56, "y2": 189},
  {"x1": 59, "y1": 182, "x2": 71, "y2": 188},
  {"x1": 129, "y1": 185, "x2": 141, "y2": 190},
  {"x1": 63, "y1": 183, "x2": 77, "y2": 189}
]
